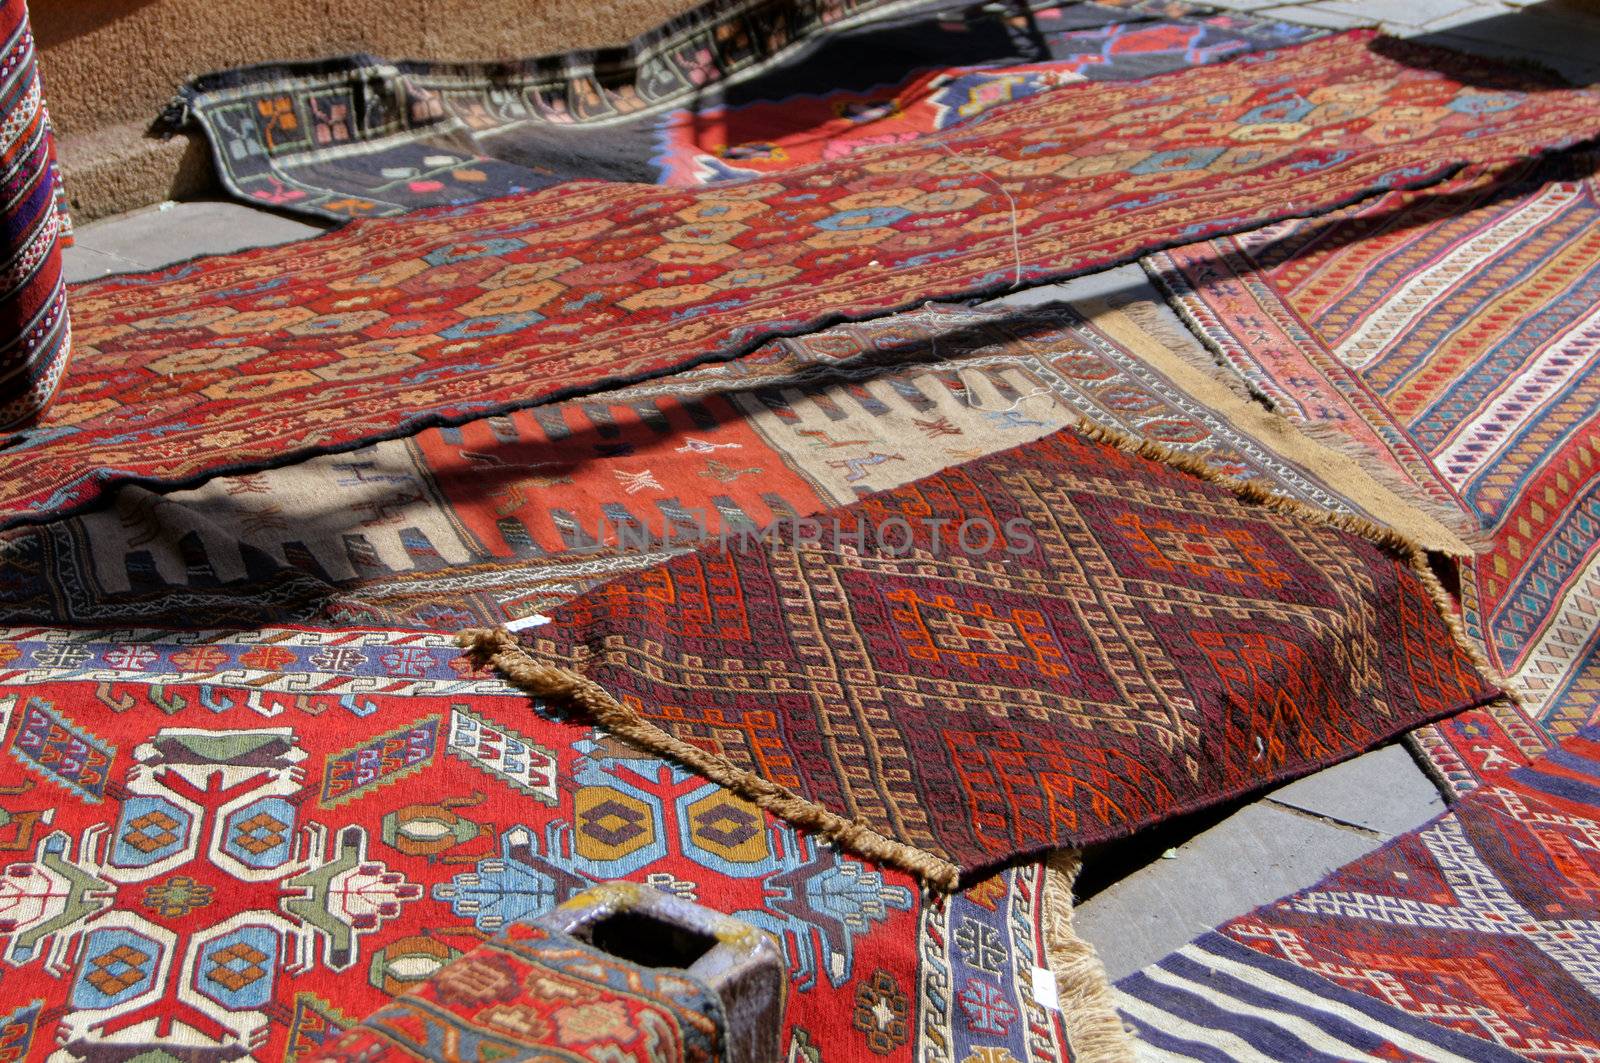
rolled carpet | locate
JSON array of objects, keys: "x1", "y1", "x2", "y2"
[{"x1": 0, "y1": 0, "x2": 71, "y2": 430}]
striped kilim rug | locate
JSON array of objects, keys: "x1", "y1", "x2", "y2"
[
  {"x1": 0, "y1": 0, "x2": 72, "y2": 430},
  {"x1": 1117, "y1": 725, "x2": 1600, "y2": 1061},
  {"x1": 1146, "y1": 151, "x2": 1600, "y2": 788}
]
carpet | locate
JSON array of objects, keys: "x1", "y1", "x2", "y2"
[
  {"x1": 464, "y1": 421, "x2": 1505, "y2": 887},
  {"x1": 301, "y1": 918, "x2": 729, "y2": 1063},
  {"x1": 0, "y1": 0, "x2": 72, "y2": 430},
  {"x1": 168, "y1": 0, "x2": 1318, "y2": 219},
  {"x1": 0, "y1": 623, "x2": 1087, "y2": 1062},
  {"x1": 1144, "y1": 151, "x2": 1600, "y2": 788},
  {"x1": 0, "y1": 300, "x2": 1467, "y2": 630},
  {"x1": 1116, "y1": 724, "x2": 1600, "y2": 1061},
  {"x1": 16, "y1": 32, "x2": 1599, "y2": 529}
]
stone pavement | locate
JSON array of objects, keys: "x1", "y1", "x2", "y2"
[{"x1": 56, "y1": 0, "x2": 1600, "y2": 988}]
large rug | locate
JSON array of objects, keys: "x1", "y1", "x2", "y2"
[
  {"x1": 13, "y1": 31, "x2": 1600, "y2": 529},
  {"x1": 0, "y1": 300, "x2": 1466, "y2": 630},
  {"x1": 465, "y1": 421, "x2": 1504, "y2": 887},
  {"x1": 0, "y1": 624, "x2": 1088, "y2": 1063},
  {"x1": 1116, "y1": 724, "x2": 1600, "y2": 1061},
  {"x1": 1144, "y1": 151, "x2": 1600, "y2": 783},
  {"x1": 0, "y1": 0, "x2": 72, "y2": 430},
  {"x1": 167, "y1": 0, "x2": 1318, "y2": 219}
]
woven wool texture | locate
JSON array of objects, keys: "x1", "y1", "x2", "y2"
[
  {"x1": 1145, "y1": 152, "x2": 1600, "y2": 790},
  {"x1": 301, "y1": 923, "x2": 728, "y2": 1063},
  {"x1": 0, "y1": 625, "x2": 1077, "y2": 1063},
  {"x1": 0, "y1": 302, "x2": 1464, "y2": 629},
  {"x1": 0, "y1": 0, "x2": 71, "y2": 430},
  {"x1": 1118, "y1": 725, "x2": 1600, "y2": 1061},
  {"x1": 173, "y1": 0, "x2": 1317, "y2": 217},
  {"x1": 10, "y1": 32, "x2": 1600, "y2": 528},
  {"x1": 481, "y1": 424, "x2": 1504, "y2": 884}
]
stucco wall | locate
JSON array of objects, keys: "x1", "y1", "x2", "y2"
[{"x1": 35, "y1": 0, "x2": 701, "y2": 220}]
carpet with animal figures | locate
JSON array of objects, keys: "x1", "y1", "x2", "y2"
[
  {"x1": 13, "y1": 31, "x2": 1600, "y2": 529},
  {"x1": 1116, "y1": 724, "x2": 1600, "y2": 1062},
  {"x1": 465, "y1": 421, "x2": 1505, "y2": 887},
  {"x1": 169, "y1": 0, "x2": 1319, "y2": 219},
  {"x1": 1145, "y1": 151, "x2": 1600, "y2": 792},
  {"x1": 0, "y1": 299, "x2": 1466, "y2": 630},
  {"x1": 0, "y1": 624, "x2": 1083, "y2": 1063}
]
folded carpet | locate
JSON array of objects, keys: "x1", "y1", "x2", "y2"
[
  {"x1": 1145, "y1": 151, "x2": 1600, "y2": 789},
  {"x1": 465, "y1": 421, "x2": 1506, "y2": 887},
  {"x1": 1117, "y1": 724, "x2": 1600, "y2": 1061},
  {"x1": 0, "y1": 624, "x2": 1089, "y2": 1062},
  {"x1": 168, "y1": 0, "x2": 1317, "y2": 217},
  {"x1": 11, "y1": 31, "x2": 1599, "y2": 528}
]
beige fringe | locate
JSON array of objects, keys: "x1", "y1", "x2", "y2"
[
  {"x1": 1082, "y1": 298, "x2": 1479, "y2": 557},
  {"x1": 1043, "y1": 852, "x2": 1137, "y2": 1063},
  {"x1": 1071, "y1": 416, "x2": 1516, "y2": 702},
  {"x1": 1130, "y1": 267, "x2": 1489, "y2": 551},
  {"x1": 456, "y1": 625, "x2": 963, "y2": 891},
  {"x1": 458, "y1": 414, "x2": 1514, "y2": 893}
]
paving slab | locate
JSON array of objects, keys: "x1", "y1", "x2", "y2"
[
  {"x1": 984, "y1": 262, "x2": 1158, "y2": 313},
  {"x1": 1075, "y1": 802, "x2": 1382, "y2": 981},
  {"x1": 70, "y1": 199, "x2": 330, "y2": 272},
  {"x1": 1315, "y1": 0, "x2": 1480, "y2": 28},
  {"x1": 1260, "y1": 3, "x2": 1373, "y2": 27},
  {"x1": 61, "y1": 244, "x2": 146, "y2": 284},
  {"x1": 1266, "y1": 743, "x2": 1446, "y2": 837}
]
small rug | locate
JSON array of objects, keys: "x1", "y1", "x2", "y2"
[
  {"x1": 168, "y1": 0, "x2": 1317, "y2": 219},
  {"x1": 1144, "y1": 151, "x2": 1600, "y2": 784},
  {"x1": 0, "y1": 0, "x2": 72, "y2": 430},
  {"x1": 464, "y1": 421, "x2": 1505, "y2": 887},
  {"x1": 0, "y1": 624, "x2": 1090, "y2": 1062},
  {"x1": 1116, "y1": 725, "x2": 1600, "y2": 1061},
  {"x1": 302, "y1": 918, "x2": 729, "y2": 1063},
  {"x1": 14, "y1": 31, "x2": 1599, "y2": 529},
  {"x1": 0, "y1": 300, "x2": 1465, "y2": 629}
]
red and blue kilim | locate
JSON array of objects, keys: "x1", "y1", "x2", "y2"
[
  {"x1": 1118, "y1": 725, "x2": 1600, "y2": 1061},
  {"x1": 0, "y1": 0, "x2": 70, "y2": 431}
]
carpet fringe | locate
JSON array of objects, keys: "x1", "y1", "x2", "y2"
[
  {"x1": 456, "y1": 626, "x2": 963, "y2": 891},
  {"x1": 1043, "y1": 852, "x2": 1137, "y2": 1063},
  {"x1": 1139, "y1": 255, "x2": 1490, "y2": 552},
  {"x1": 1072, "y1": 416, "x2": 1517, "y2": 704},
  {"x1": 1081, "y1": 297, "x2": 1477, "y2": 557}
]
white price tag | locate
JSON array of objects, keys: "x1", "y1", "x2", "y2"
[{"x1": 1032, "y1": 966, "x2": 1060, "y2": 1011}]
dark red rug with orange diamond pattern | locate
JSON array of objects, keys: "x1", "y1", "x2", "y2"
[
  {"x1": 12, "y1": 31, "x2": 1600, "y2": 529},
  {"x1": 493, "y1": 424, "x2": 1505, "y2": 883}
]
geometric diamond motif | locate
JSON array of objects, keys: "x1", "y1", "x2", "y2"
[
  {"x1": 509, "y1": 423, "x2": 1500, "y2": 879},
  {"x1": 122, "y1": 810, "x2": 182, "y2": 853},
  {"x1": 206, "y1": 942, "x2": 270, "y2": 992},
  {"x1": 578, "y1": 799, "x2": 648, "y2": 848},
  {"x1": 232, "y1": 812, "x2": 288, "y2": 856},
  {"x1": 87, "y1": 945, "x2": 152, "y2": 996}
]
